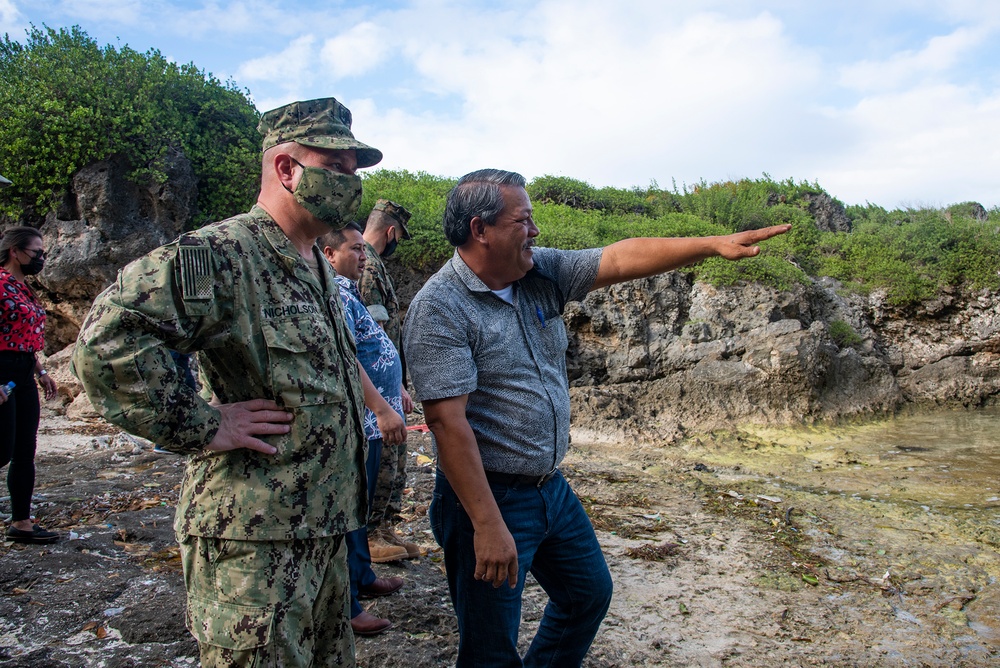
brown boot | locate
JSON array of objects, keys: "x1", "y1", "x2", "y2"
[
  {"x1": 351, "y1": 611, "x2": 392, "y2": 636},
  {"x1": 368, "y1": 532, "x2": 408, "y2": 563},
  {"x1": 380, "y1": 527, "x2": 420, "y2": 559}
]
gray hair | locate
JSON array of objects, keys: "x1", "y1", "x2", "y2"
[
  {"x1": 318, "y1": 220, "x2": 363, "y2": 252},
  {"x1": 442, "y1": 169, "x2": 526, "y2": 246}
]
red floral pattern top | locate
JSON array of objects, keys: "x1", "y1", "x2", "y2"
[{"x1": 0, "y1": 268, "x2": 46, "y2": 352}]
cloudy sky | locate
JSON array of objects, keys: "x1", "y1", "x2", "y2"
[{"x1": 3, "y1": 0, "x2": 999, "y2": 209}]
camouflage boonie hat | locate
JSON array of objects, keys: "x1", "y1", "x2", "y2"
[
  {"x1": 0, "y1": 174, "x2": 11, "y2": 188},
  {"x1": 258, "y1": 97, "x2": 383, "y2": 169},
  {"x1": 371, "y1": 199, "x2": 412, "y2": 239}
]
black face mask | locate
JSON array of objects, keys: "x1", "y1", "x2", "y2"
[
  {"x1": 20, "y1": 250, "x2": 44, "y2": 276},
  {"x1": 380, "y1": 238, "x2": 398, "y2": 259}
]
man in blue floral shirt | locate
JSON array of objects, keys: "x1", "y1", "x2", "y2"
[{"x1": 321, "y1": 222, "x2": 407, "y2": 637}]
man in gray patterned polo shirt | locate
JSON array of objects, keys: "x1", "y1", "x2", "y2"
[{"x1": 404, "y1": 168, "x2": 789, "y2": 667}]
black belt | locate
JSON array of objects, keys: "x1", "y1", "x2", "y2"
[{"x1": 484, "y1": 469, "x2": 557, "y2": 489}]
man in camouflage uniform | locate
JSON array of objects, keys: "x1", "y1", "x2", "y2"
[
  {"x1": 72, "y1": 97, "x2": 402, "y2": 667},
  {"x1": 359, "y1": 199, "x2": 420, "y2": 561}
]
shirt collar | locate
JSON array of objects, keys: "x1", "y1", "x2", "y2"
[
  {"x1": 250, "y1": 205, "x2": 337, "y2": 295},
  {"x1": 334, "y1": 273, "x2": 360, "y2": 295},
  {"x1": 251, "y1": 205, "x2": 300, "y2": 268},
  {"x1": 450, "y1": 249, "x2": 493, "y2": 294}
]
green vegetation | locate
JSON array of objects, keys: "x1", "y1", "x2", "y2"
[
  {"x1": 0, "y1": 25, "x2": 260, "y2": 226},
  {"x1": 828, "y1": 320, "x2": 863, "y2": 349},
  {"x1": 357, "y1": 169, "x2": 457, "y2": 269},
  {"x1": 363, "y1": 169, "x2": 1000, "y2": 306}
]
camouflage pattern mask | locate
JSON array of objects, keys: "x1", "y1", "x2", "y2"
[{"x1": 289, "y1": 159, "x2": 363, "y2": 230}]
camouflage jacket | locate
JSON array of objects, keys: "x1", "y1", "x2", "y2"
[
  {"x1": 72, "y1": 206, "x2": 367, "y2": 541},
  {"x1": 358, "y1": 241, "x2": 401, "y2": 351}
]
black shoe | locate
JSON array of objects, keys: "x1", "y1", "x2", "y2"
[{"x1": 6, "y1": 524, "x2": 59, "y2": 544}]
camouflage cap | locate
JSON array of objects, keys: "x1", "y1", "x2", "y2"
[
  {"x1": 371, "y1": 199, "x2": 412, "y2": 239},
  {"x1": 0, "y1": 174, "x2": 11, "y2": 188},
  {"x1": 258, "y1": 97, "x2": 383, "y2": 169}
]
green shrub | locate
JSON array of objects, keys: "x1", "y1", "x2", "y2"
[
  {"x1": 670, "y1": 176, "x2": 828, "y2": 232},
  {"x1": 0, "y1": 25, "x2": 260, "y2": 226},
  {"x1": 813, "y1": 209, "x2": 1000, "y2": 305},
  {"x1": 359, "y1": 169, "x2": 456, "y2": 270},
  {"x1": 828, "y1": 320, "x2": 863, "y2": 348},
  {"x1": 528, "y1": 174, "x2": 653, "y2": 216}
]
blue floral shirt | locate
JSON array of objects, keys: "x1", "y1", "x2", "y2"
[{"x1": 335, "y1": 274, "x2": 404, "y2": 441}]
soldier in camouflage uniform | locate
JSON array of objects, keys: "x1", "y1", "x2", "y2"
[
  {"x1": 358, "y1": 200, "x2": 420, "y2": 561},
  {"x1": 72, "y1": 97, "x2": 404, "y2": 668}
]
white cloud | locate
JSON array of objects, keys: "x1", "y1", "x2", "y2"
[
  {"x1": 334, "y1": 1, "x2": 1000, "y2": 207},
  {"x1": 839, "y1": 25, "x2": 992, "y2": 92},
  {"x1": 816, "y1": 83, "x2": 1000, "y2": 206},
  {"x1": 0, "y1": 0, "x2": 24, "y2": 37},
  {"x1": 359, "y1": 4, "x2": 823, "y2": 192},
  {"x1": 319, "y1": 21, "x2": 390, "y2": 79},
  {"x1": 166, "y1": 1, "x2": 260, "y2": 38},
  {"x1": 235, "y1": 34, "x2": 316, "y2": 97},
  {"x1": 54, "y1": 0, "x2": 143, "y2": 25}
]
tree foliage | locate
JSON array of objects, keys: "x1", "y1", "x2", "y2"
[{"x1": 0, "y1": 25, "x2": 261, "y2": 226}]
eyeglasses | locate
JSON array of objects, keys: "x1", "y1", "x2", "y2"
[{"x1": 20, "y1": 248, "x2": 45, "y2": 260}]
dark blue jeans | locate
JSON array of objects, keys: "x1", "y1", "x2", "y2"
[
  {"x1": 345, "y1": 437, "x2": 383, "y2": 618},
  {"x1": 431, "y1": 469, "x2": 613, "y2": 667}
]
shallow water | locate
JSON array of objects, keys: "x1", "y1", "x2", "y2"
[
  {"x1": 694, "y1": 405, "x2": 1000, "y2": 512},
  {"x1": 858, "y1": 406, "x2": 1000, "y2": 509},
  {"x1": 671, "y1": 407, "x2": 1000, "y2": 660}
]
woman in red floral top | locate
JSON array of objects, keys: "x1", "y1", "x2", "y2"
[{"x1": 0, "y1": 227, "x2": 59, "y2": 544}]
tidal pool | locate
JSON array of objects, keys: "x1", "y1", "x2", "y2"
[
  {"x1": 693, "y1": 405, "x2": 1000, "y2": 512},
  {"x1": 677, "y1": 406, "x2": 1000, "y2": 658}
]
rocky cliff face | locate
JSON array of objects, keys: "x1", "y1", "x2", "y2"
[
  {"x1": 565, "y1": 274, "x2": 1000, "y2": 442},
  {"x1": 33, "y1": 151, "x2": 196, "y2": 352}
]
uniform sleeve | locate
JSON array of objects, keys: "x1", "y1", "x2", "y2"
[
  {"x1": 71, "y1": 240, "x2": 230, "y2": 453},
  {"x1": 402, "y1": 292, "x2": 478, "y2": 403},
  {"x1": 358, "y1": 247, "x2": 388, "y2": 309}
]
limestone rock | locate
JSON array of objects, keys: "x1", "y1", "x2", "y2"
[
  {"x1": 801, "y1": 192, "x2": 852, "y2": 233},
  {"x1": 34, "y1": 150, "x2": 196, "y2": 352}
]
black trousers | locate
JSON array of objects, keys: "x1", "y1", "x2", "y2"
[{"x1": 0, "y1": 351, "x2": 40, "y2": 522}]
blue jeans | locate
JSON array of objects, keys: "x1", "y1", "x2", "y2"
[
  {"x1": 430, "y1": 469, "x2": 613, "y2": 667},
  {"x1": 345, "y1": 437, "x2": 383, "y2": 618}
]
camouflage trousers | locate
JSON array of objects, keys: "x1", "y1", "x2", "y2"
[
  {"x1": 368, "y1": 440, "x2": 407, "y2": 532},
  {"x1": 180, "y1": 534, "x2": 354, "y2": 668}
]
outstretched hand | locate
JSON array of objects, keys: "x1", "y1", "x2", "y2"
[
  {"x1": 715, "y1": 224, "x2": 792, "y2": 261},
  {"x1": 207, "y1": 399, "x2": 293, "y2": 455}
]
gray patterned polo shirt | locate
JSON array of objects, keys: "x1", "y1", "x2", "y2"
[{"x1": 404, "y1": 247, "x2": 602, "y2": 476}]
